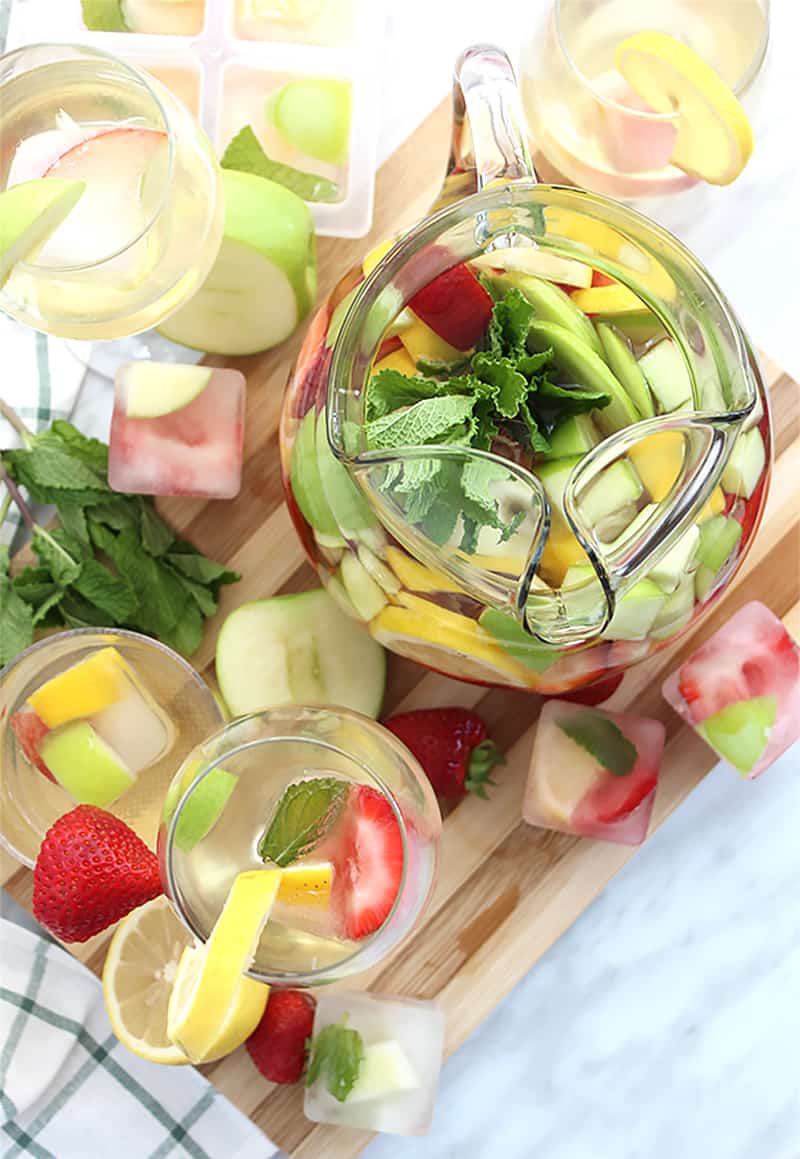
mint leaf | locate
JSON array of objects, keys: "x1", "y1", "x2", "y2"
[
  {"x1": 415, "y1": 355, "x2": 472, "y2": 378},
  {"x1": 367, "y1": 395, "x2": 476, "y2": 450},
  {"x1": 56, "y1": 501, "x2": 91, "y2": 553},
  {"x1": 259, "y1": 777, "x2": 348, "y2": 867},
  {"x1": 533, "y1": 380, "x2": 610, "y2": 428},
  {"x1": 0, "y1": 548, "x2": 34, "y2": 666},
  {"x1": 49, "y1": 421, "x2": 109, "y2": 473},
  {"x1": 72, "y1": 559, "x2": 137, "y2": 623},
  {"x1": 558, "y1": 712, "x2": 638, "y2": 776},
  {"x1": 365, "y1": 369, "x2": 447, "y2": 422},
  {"x1": 167, "y1": 545, "x2": 239, "y2": 588},
  {"x1": 485, "y1": 288, "x2": 534, "y2": 357},
  {"x1": 222, "y1": 125, "x2": 340, "y2": 203},
  {"x1": 138, "y1": 499, "x2": 174, "y2": 558},
  {"x1": 31, "y1": 527, "x2": 81, "y2": 587},
  {"x1": 59, "y1": 590, "x2": 115, "y2": 630},
  {"x1": 167, "y1": 604, "x2": 205, "y2": 657},
  {"x1": 471, "y1": 353, "x2": 528, "y2": 418},
  {"x1": 306, "y1": 1018, "x2": 365, "y2": 1103},
  {"x1": 3, "y1": 443, "x2": 108, "y2": 504}
]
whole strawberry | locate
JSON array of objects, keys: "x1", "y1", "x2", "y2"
[
  {"x1": 247, "y1": 989, "x2": 316, "y2": 1084},
  {"x1": 33, "y1": 806, "x2": 162, "y2": 942},
  {"x1": 385, "y1": 708, "x2": 504, "y2": 800}
]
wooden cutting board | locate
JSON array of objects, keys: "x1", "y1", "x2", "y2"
[{"x1": 3, "y1": 97, "x2": 799, "y2": 1158}]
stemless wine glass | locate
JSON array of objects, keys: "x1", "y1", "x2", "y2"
[
  {"x1": 0, "y1": 43, "x2": 223, "y2": 367},
  {"x1": 160, "y1": 707, "x2": 442, "y2": 986},
  {"x1": 520, "y1": 0, "x2": 770, "y2": 200},
  {"x1": 0, "y1": 628, "x2": 224, "y2": 866}
]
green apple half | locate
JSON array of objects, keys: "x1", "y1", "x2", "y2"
[
  {"x1": 123, "y1": 362, "x2": 213, "y2": 419},
  {"x1": 0, "y1": 179, "x2": 85, "y2": 289},
  {"x1": 159, "y1": 169, "x2": 316, "y2": 356}
]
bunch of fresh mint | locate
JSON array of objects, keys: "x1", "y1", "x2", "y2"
[
  {"x1": 364, "y1": 287, "x2": 611, "y2": 553},
  {"x1": 0, "y1": 420, "x2": 238, "y2": 666}
]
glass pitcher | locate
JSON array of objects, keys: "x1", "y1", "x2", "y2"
[{"x1": 279, "y1": 45, "x2": 769, "y2": 696}]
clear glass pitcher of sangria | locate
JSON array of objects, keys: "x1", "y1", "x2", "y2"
[{"x1": 280, "y1": 45, "x2": 769, "y2": 696}]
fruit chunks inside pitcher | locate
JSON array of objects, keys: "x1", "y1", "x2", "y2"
[
  {"x1": 11, "y1": 647, "x2": 174, "y2": 808},
  {"x1": 284, "y1": 241, "x2": 768, "y2": 692},
  {"x1": 523, "y1": 699, "x2": 665, "y2": 845},
  {"x1": 662, "y1": 601, "x2": 800, "y2": 779}
]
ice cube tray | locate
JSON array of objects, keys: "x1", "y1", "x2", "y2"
[{"x1": 6, "y1": 0, "x2": 383, "y2": 237}]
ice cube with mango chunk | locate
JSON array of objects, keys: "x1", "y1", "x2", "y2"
[{"x1": 523, "y1": 700, "x2": 665, "y2": 845}]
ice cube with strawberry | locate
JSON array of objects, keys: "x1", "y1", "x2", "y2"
[
  {"x1": 108, "y1": 362, "x2": 246, "y2": 499},
  {"x1": 523, "y1": 700, "x2": 665, "y2": 845},
  {"x1": 662, "y1": 601, "x2": 800, "y2": 779}
]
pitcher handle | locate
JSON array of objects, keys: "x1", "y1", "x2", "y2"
[{"x1": 434, "y1": 44, "x2": 536, "y2": 210}]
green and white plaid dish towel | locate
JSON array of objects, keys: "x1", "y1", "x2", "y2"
[{"x1": 0, "y1": 918, "x2": 278, "y2": 1159}]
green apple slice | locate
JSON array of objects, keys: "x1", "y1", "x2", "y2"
[
  {"x1": 215, "y1": 588, "x2": 386, "y2": 718},
  {"x1": 0, "y1": 179, "x2": 85, "y2": 288},
  {"x1": 158, "y1": 169, "x2": 316, "y2": 356},
  {"x1": 163, "y1": 759, "x2": 238, "y2": 852},
  {"x1": 124, "y1": 362, "x2": 213, "y2": 419},
  {"x1": 39, "y1": 721, "x2": 134, "y2": 807},
  {"x1": 697, "y1": 695, "x2": 776, "y2": 774},
  {"x1": 81, "y1": 0, "x2": 128, "y2": 30},
  {"x1": 266, "y1": 79, "x2": 352, "y2": 167}
]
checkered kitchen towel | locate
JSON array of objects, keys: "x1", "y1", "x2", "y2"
[{"x1": 0, "y1": 918, "x2": 278, "y2": 1159}]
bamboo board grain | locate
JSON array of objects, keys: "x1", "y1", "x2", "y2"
[{"x1": 4, "y1": 97, "x2": 800, "y2": 1158}]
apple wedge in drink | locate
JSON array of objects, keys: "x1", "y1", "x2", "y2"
[
  {"x1": 0, "y1": 178, "x2": 85, "y2": 288},
  {"x1": 109, "y1": 362, "x2": 246, "y2": 499}
]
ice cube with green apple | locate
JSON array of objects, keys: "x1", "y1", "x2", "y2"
[{"x1": 662, "y1": 601, "x2": 800, "y2": 779}]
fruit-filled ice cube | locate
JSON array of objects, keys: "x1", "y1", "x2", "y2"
[
  {"x1": 11, "y1": 647, "x2": 174, "y2": 808},
  {"x1": 303, "y1": 990, "x2": 445, "y2": 1135},
  {"x1": 662, "y1": 601, "x2": 800, "y2": 779},
  {"x1": 235, "y1": 0, "x2": 355, "y2": 45},
  {"x1": 108, "y1": 362, "x2": 245, "y2": 499},
  {"x1": 523, "y1": 700, "x2": 665, "y2": 845},
  {"x1": 81, "y1": 0, "x2": 206, "y2": 36}
]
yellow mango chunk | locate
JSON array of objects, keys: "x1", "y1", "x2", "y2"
[
  {"x1": 362, "y1": 237, "x2": 396, "y2": 277},
  {"x1": 628, "y1": 431, "x2": 685, "y2": 502},
  {"x1": 571, "y1": 284, "x2": 643, "y2": 315},
  {"x1": 699, "y1": 486, "x2": 725, "y2": 522},
  {"x1": 276, "y1": 863, "x2": 331, "y2": 909},
  {"x1": 400, "y1": 318, "x2": 464, "y2": 365},
  {"x1": 29, "y1": 647, "x2": 130, "y2": 729},
  {"x1": 372, "y1": 348, "x2": 418, "y2": 378},
  {"x1": 385, "y1": 546, "x2": 460, "y2": 593},
  {"x1": 372, "y1": 593, "x2": 531, "y2": 683},
  {"x1": 538, "y1": 523, "x2": 588, "y2": 587}
]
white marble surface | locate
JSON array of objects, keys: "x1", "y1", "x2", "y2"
[{"x1": 364, "y1": 2, "x2": 800, "y2": 1157}]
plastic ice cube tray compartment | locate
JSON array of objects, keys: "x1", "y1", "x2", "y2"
[{"x1": 6, "y1": 0, "x2": 382, "y2": 237}]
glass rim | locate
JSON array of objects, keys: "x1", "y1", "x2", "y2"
[
  {"x1": 0, "y1": 42, "x2": 177, "y2": 274},
  {"x1": 162, "y1": 707, "x2": 425, "y2": 987},
  {"x1": 553, "y1": 0, "x2": 771, "y2": 121}
]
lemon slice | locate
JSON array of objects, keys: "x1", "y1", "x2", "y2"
[
  {"x1": 167, "y1": 945, "x2": 269, "y2": 1063},
  {"x1": 277, "y1": 862, "x2": 332, "y2": 909},
  {"x1": 102, "y1": 896, "x2": 192, "y2": 1065},
  {"x1": 615, "y1": 32, "x2": 753, "y2": 185},
  {"x1": 166, "y1": 869, "x2": 279, "y2": 1063}
]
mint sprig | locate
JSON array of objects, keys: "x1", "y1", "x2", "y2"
[
  {"x1": 363, "y1": 287, "x2": 611, "y2": 553},
  {"x1": 305, "y1": 1017, "x2": 365, "y2": 1103},
  {"x1": 1, "y1": 419, "x2": 238, "y2": 661},
  {"x1": 558, "y1": 712, "x2": 638, "y2": 776},
  {"x1": 221, "y1": 126, "x2": 340, "y2": 203},
  {"x1": 258, "y1": 777, "x2": 347, "y2": 867}
]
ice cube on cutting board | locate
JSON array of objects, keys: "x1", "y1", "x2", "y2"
[
  {"x1": 523, "y1": 700, "x2": 665, "y2": 846},
  {"x1": 662, "y1": 601, "x2": 800, "y2": 779},
  {"x1": 304, "y1": 991, "x2": 445, "y2": 1135},
  {"x1": 13, "y1": 647, "x2": 174, "y2": 807},
  {"x1": 109, "y1": 363, "x2": 246, "y2": 499}
]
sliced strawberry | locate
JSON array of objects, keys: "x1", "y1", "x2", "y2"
[
  {"x1": 676, "y1": 603, "x2": 798, "y2": 723},
  {"x1": 330, "y1": 785, "x2": 404, "y2": 941},
  {"x1": 576, "y1": 765, "x2": 657, "y2": 825},
  {"x1": 592, "y1": 270, "x2": 617, "y2": 288},
  {"x1": 10, "y1": 710, "x2": 55, "y2": 783},
  {"x1": 409, "y1": 263, "x2": 492, "y2": 350}
]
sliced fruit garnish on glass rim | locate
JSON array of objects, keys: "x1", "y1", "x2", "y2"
[
  {"x1": 615, "y1": 31, "x2": 754, "y2": 185},
  {"x1": 0, "y1": 179, "x2": 85, "y2": 288},
  {"x1": 166, "y1": 868, "x2": 279, "y2": 1062}
]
